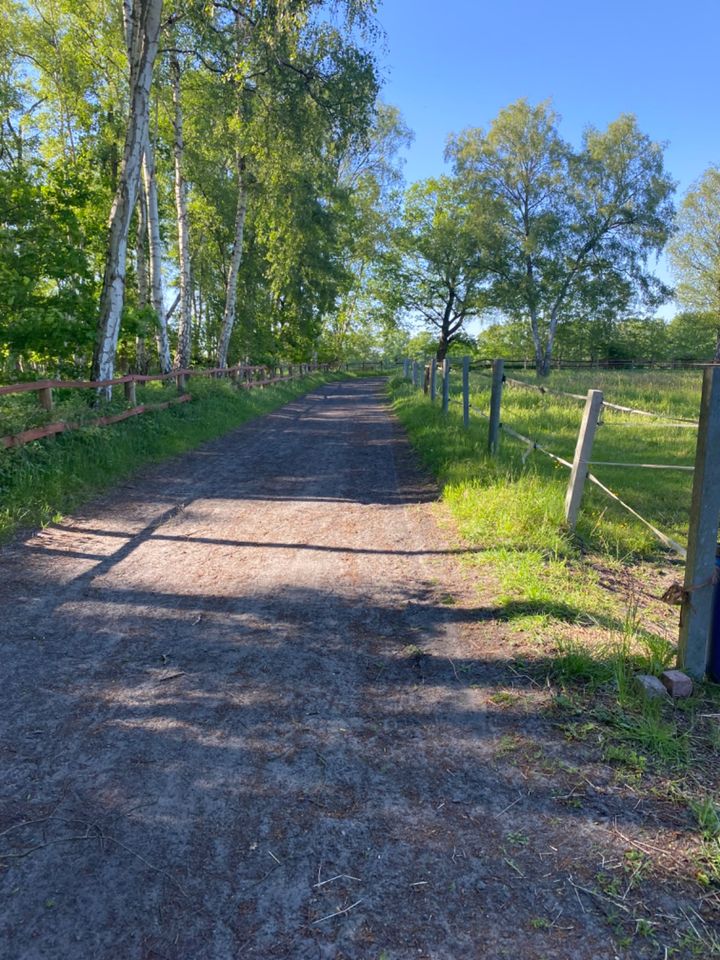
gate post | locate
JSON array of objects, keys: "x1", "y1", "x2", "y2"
[
  {"x1": 678, "y1": 367, "x2": 720, "y2": 678},
  {"x1": 442, "y1": 358, "x2": 450, "y2": 413},
  {"x1": 488, "y1": 359, "x2": 505, "y2": 455},
  {"x1": 462, "y1": 357, "x2": 470, "y2": 427}
]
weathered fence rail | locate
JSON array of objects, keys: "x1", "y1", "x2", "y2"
[
  {"x1": 0, "y1": 361, "x2": 332, "y2": 451},
  {"x1": 403, "y1": 357, "x2": 720, "y2": 679}
]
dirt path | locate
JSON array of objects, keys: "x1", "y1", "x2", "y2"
[{"x1": 0, "y1": 380, "x2": 709, "y2": 959}]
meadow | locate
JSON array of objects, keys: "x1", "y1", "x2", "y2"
[
  {"x1": 390, "y1": 366, "x2": 702, "y2": 655},
  {"x1": 413, "y1": 366, "x2": 702, "y2": 558},
  {"x1": 390, "y1": 365, "x2": 709, "y2": 659}
]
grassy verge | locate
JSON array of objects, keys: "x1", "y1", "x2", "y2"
[
  {"x1": 390, "y1": 373, "x2": 720, "y2": 902},
  {"x1": 0, "y1": 372, "x2": 348, "y2": 541},
  {"x1": 464, "y1": 368, "x2": 699, "y2": 554}
]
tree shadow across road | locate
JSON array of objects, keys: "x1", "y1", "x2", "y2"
[{"x1": 0, "y1": 378, "x2": 710, "y2": 959}]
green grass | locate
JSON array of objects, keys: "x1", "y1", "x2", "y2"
[
  {"x1": 0, "y1": 379, "x2": 183, "y2": 436},
  {"x1": 0, "y1": 372, "x2": 345, "y2": 541},
  {"x1": 395, "y1": 366, "x2": 704, "y2": 557},
  {"x1": 389, "y1": 370, "x2": 720, "y2": 776},
  {"x1": 466, "y1": 368, "x2": 699, "y2": 553}
]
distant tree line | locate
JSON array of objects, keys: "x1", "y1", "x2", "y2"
[{"x1": 475, "y1": 311, "x2": 720, "y2": 364}]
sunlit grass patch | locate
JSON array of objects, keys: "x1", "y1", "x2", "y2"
[{"x1": 389, "y1": 372, "x2": 715, "y2": 768}]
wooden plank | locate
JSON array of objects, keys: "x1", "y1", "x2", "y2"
[
  {"x1": 564, "y1": 389, "x2": 604, "y2": 529},
  {"x1": 1, "y1": 395, "x2": 191, "y2": 450},
  {"x1": 488, "y1": 359, "x2": 505, "y2": 455},
  {"x1": 678, "y1": 366, "x2": 720, "y2": 678},
  {"x1": 0, "y1": 360, "x2": 304, "y2": 399},
  {"x1": 442, "y1": 358, "x2": 450, "y2": 413},
  {"x1": 430, "y1": 359, "x2": 437, "y2": 402},
  {"x1": 2, "y1": 421, "x2": 68, "y2": 448},
  {"x1": 0, "y1": 375, "x2": 131, "y2": 396}
]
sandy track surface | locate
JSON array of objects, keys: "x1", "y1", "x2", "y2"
[{"x1": 0, "y1": 379, "x2": 704, "y2": 959}]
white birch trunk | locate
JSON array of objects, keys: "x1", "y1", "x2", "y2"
[
  {"x1": 142, "y1": 137, "x2": 172, "y2": 373},
  {"x1": 171, "y1": 54, "x2": 192, "y2": 371},
  {"x1": 135, "y1": 180, "x2": 149, "y2": 371},
  {"x1": 217, "y1": 158, "x2": 248, "y2": 369},
  {"x1": 93, "y1": 0, "x2": 163, "y2": 395}
]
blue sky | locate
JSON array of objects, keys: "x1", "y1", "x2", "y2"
[{"x1": 376, "y1": 0, "x2": 720, "y2": 315}]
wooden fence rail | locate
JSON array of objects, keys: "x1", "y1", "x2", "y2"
[
  {"x1": 0, "y1": 360, "x2": 335, "y2": 451},
  {"x1": 469, "y1": 357, "x2": 720, "y2": 371}
]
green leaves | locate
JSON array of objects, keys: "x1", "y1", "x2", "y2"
[
  {"x1": 668, "y1": 167, "x2": 720, "y2": 359},
  {"x1": 0, "y1": 162, "x2": 96, "y2": 369},
  {"x1": 448, "y1": 99, "x2": 676, "y2": 373}
]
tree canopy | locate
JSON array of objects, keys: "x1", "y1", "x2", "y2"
[
  {"x1": 0, "y1": 0, "x2": 395, "y2": 381},
  {"x1": 2, "y1": 10, "x2": 718, "y2": 382},
  {"x1": 447, "y1": 100, "x2": 676, "y2": 374},
  {"x1": 668, "y1": 166, "x2": 720, "y2": 360}
]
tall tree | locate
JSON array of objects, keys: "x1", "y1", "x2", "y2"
[
  {"x1": 322, "y1": 104, "x2": 413, "y2": 360},
  {"x1": 93, "y1": 0, "x2": 163, "y2": 392},
  {"x1": 170, "y1": 51, "x2": 192, "y2": 369},
  {"x1": 141, "y1": 134, "x2": 173, "y2": 372},
  {"x1": 448, "y1": 100, "x2": 675, "y2": 374},
  {"x1": 667, "y1": 166, "x2": 720, "y2": 361},
  {"x1": 0, "y1": 0, "x2": 382, "y2": 377},
  {"x1": 382, "y1": 176, "x2": 487, "y2": 361}
]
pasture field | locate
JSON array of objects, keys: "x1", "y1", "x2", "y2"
[
  {"x1": 389, "y1": 367, "x2": 707, "y2": 649},
  {"x1": 465, "y1": 367, "x2": 701, "y2": 554},
  {"x1": 425, "y1": 366, "x2": 703, "y2": 558}
]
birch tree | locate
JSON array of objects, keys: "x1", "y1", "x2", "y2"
[
  {"x1": 217, "y1": 155, "x2": 247, "y2": 368},
  {"x1": 142, "y1": 136, "x2": 172, "y2": 372},
  {"x1": 170, "y1": 52, "x2": 192, "y2": 369},
  {"x1": 448, "y1": 101, "x2": 675, "y2": 375},
  {"x1": 92, "y1": 0, "x2": 163, "y2": 392},
  {"x1": 668, "y1": 166, "x2": 720, "y2": 361}
]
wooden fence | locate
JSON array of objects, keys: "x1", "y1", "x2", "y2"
[
  {"x1": 403, "y1": 357, "x2": 720, "y2": 680},
  {"x1": 0, "y1": 361, "x2": 330, "y2": 451}
]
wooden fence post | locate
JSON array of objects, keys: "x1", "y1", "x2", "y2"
[
  {"x1": 430, "y1": 358, "x2": 437, "y2": 402},
  {"x1": 462, "y1": 356, "x2": 470, "y2": 428},
  {"x1": 442, "y1": 358, "x2": 450, "y2": 413},
  {"x1": 412, "y1": 361, "x2": 419, "y2": 388},
  {"x1": 678, "y1": 366, "x2": 720, "y2": 678},
  {"x1": 124, "y1": 378, "x2": 137, "y2": 405},
  {"x1": 564, "y1": 388, "x2": 604, "y2": 529},
  {"x1": 176, "y1": 372, "x2": 187, "y2": 393},
  {"x1": 38, "y1": 386, "x2": 53, "y2": 412},
  {"x1": 488, "y1": 358, "x2": 505, "y2": 455}
]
